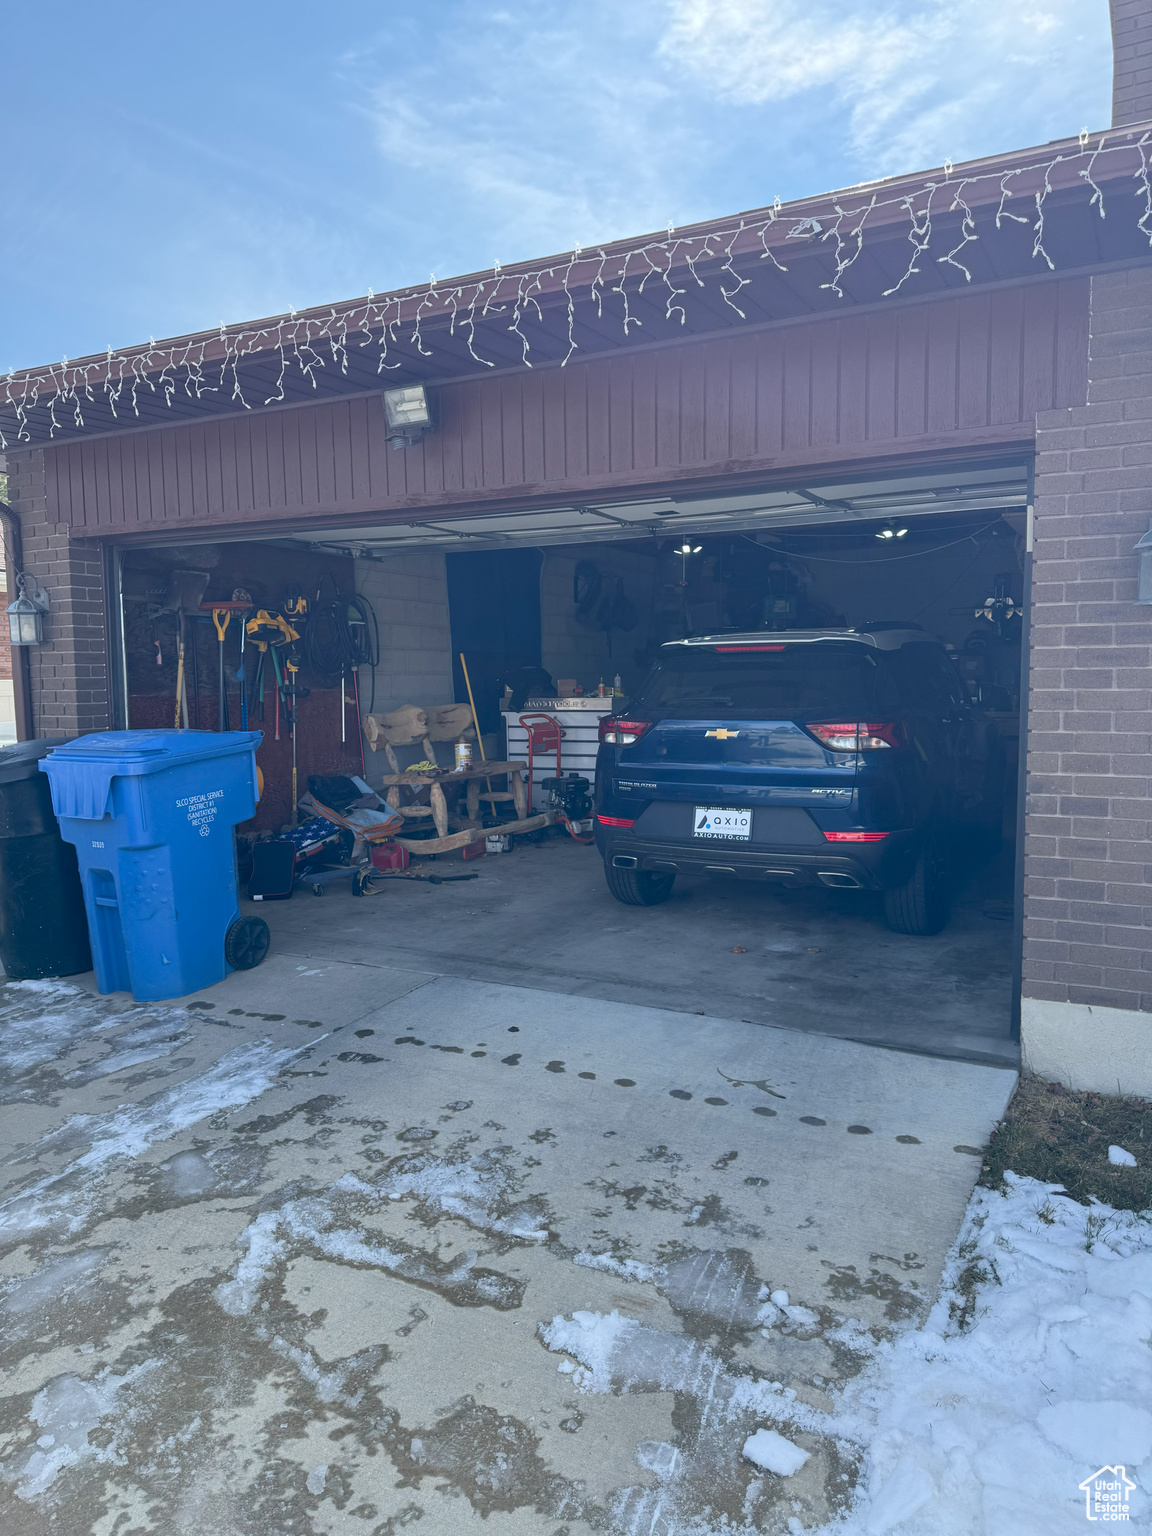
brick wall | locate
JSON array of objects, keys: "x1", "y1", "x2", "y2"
[
  {"x1": 1025, "y1": 263, "x2": 1152, "y2": 1091},
  {"x1": 1111, "y1": 0, "x2": 1152, "y2": 127},
  {"x1": 4, "y1": 449, "x2": 111, "y2": 738}
]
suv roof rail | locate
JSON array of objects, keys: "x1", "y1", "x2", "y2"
[{"x1": 854, "y1": 621, "x2": 925, "y2": 634}]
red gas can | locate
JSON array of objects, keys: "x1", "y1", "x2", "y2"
[{"x1": 371, "y1": 842, "x2": 409, "y2": 872}]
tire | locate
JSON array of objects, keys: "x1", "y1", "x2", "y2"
[
  {"x1": 883, "y1": 835, "x2": 948, "y2": 936},
  {"x1": 225, "y1": 915, "x2": 271, "y2": 970},
  {"x1": 603, "y1": 860, "x2": 675, "y2": 906},
  {"x1": 311, "y1": 883, "x2": 325, "y2": 897}
]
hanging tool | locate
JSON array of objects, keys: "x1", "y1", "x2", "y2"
[
  {"x1": 188, "y1": 615, "x2": 199, "y2": 729},
  {"x1": 252, "y1": 646, "x2": 266, "y2": 723},
  {"x1": 173, "y1": 629, "x2": 185, "y2": 729},
  {"x1": 231, "y1": 588, "x2": 253, "y2": 732},
  {"x1": 351, "y1": 667, "x2": 366, "y2": 777},
  {"x1": 173, "y1": 611, "x2": 190, "y2": 730},
  {"x1": 284, "y1": 655, "x2": 309, "y2": 813},
  {"x1": 270, "y1": 646, "x2": 284, "y2": 743},
  {"x1": 460, "y1": 652, "x2": 494, "y2": 808},
  {"x1": 211, "y1": 608, "x2": 229, "y2": 730},
  {"x1": 200, "y1": 600, "x2": 255, "y2": 732}
]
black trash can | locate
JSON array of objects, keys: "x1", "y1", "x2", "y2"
[{"x1": 0, "y1": 738, "x2": 92, "y2": 980}]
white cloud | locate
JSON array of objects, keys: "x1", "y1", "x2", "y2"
[
  {"x1": 660, "y1": 0, "x2": 1113, "y2": 174},
  {"x1": 348, "y1": 5, "x2": 692, "y2": 266}
]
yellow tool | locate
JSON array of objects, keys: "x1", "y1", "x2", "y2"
[
  {"x1": 211, "y1": 608, "x2": 231, "y2": 731},
  {"x1": 459, "y1": 652, "x2": 494, "y2": 805},
  {"x1": 246, "y1": 610, "x2": 299, "y2": 647},
  {"x1": 200, "y1": 600, "x2": 252, "y2": 732}
]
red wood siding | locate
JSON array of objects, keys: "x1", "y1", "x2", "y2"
[{"x1": 46, "y1": 279, "x2": 1089, "y2": 538}]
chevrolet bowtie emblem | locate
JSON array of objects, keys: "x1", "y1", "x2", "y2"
[{"x1": 706, "y1": 728, "x2": 740, "y2": 739}]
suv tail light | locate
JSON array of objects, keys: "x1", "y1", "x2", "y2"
[
  {"x1": 822, "y1": 830, "x2": 890, "y2": 842},
  {"x1": 808, "y1": 721, "x2": 901, "y2": 751},
  {"x1": 599, "y1": 717, "x2": 652, "y2": 745}
]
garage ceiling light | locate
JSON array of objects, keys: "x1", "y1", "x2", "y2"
[
  {"x1": 382, "y1": 384, "x2": 435, "y2": 449},
  {"x1": 875, "y1": 522, "x2": 908, "y2": 540}
]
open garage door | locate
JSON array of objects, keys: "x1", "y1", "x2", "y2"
[{"x1": 112, "y1": 456, "x2": 1027, "y2": 1067}]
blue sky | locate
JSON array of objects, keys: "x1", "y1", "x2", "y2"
[{"x1": 2, "y1": 0, "x2": 1114, "y2": 373}]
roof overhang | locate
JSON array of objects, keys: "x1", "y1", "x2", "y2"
[{"x1": 5, "y1": 125, "x2": 1152, "y2": 451}]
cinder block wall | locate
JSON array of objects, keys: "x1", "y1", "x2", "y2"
[
  {"x1": 353, "y1": 550, "x2": 455, "y2": 718},
  {"x1": 4, "y1": 449, "x2": 111, "y2": 740},
  {"x1": 1025, "y1": 264, "x2": 1152, "y2": 1094}
]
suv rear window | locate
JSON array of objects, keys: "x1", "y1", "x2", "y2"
[{"x1": 633, "y1": 642, "x2": 897, "y2": 719}]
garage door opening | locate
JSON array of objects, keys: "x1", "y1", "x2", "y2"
[{"x1": 112, "y1": 459, "x2": 1027, "y2": 1066}]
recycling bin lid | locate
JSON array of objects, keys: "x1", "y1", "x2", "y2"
[
  {"x1": 0, "y1": 737, "x2": 79, "y2": 785},
  {"x1": 43, "y1": 730, "x2": 262, "y2": 774}
]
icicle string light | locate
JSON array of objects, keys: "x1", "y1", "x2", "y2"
[{"x1": 2, "y1": 131, "x2": 1146, "y2": 448}]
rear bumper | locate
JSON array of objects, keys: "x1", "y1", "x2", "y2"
[{"x1": 594, "y1": 826, "x2": 919, "y2": 891}]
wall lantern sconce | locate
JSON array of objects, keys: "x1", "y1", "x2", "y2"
[
  {"x1": 1135, "y1": 528, "x2": 1152, "y2": 602},
  {"x1": 382, "y1": 384, "x2": 435, "y2": 450},
  {"x1": 6, "y1": 573, "x2": 49, "y2": 646}
]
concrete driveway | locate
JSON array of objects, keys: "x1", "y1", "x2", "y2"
[
  {"x1": 0, "y1": 938, "x2": 1014, "y2": 1535},
  {"x1": 259, "y1": 833, "x2": 1017, "y2": 1067}
]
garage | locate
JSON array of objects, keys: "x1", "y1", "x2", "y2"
[
  {"x1": 106, "y1": 456, "x2": 1027, "y2": 1066},
  {"x1": 12, "y1": 120, "x2": 1152, "y2": 1091}
]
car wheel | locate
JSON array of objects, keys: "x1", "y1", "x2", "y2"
[
  {"x1": 603, "y1": 860, "x2": 675, "y2": 906},
  {"x1": 883, "y1": 835, "x2": 948, "y2": 936}
]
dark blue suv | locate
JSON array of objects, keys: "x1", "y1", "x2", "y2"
[{"x1": 593, "y1": 628, "x2": 997, "y2": 935}]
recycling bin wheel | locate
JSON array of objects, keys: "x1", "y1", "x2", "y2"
[{"x1": 225, "y1": 915, "x2": 270, "y2": 971}]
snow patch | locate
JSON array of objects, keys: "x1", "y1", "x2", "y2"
[
  {"x1": 1109, "y1": 1144, "x2": 1138, "y2": 1167},
  {"x1": 1037, "y1": 1399, "x2": 1152, "y2": 1467},
  {"x1": 215, "y1": 1172, "x2": 525, "y2": 1316},
  {"x1": 742, "y1": 1427, "x2": 810, "y2": 1476},
  {"x1": 540, "y1": 1308, "x2": 821, "y2": 1433},
  {"x1": 573, "y1": 1250, "x2": 660, "y2": 1283},
  {"x1": 378, "y1": 1153, "x2": 550, "y2": 1241},
  {"x1": 0, "y1": 1249, "x2": 108, "y2": 1315},
  {"x1": 815, "y1": 1173, "x2": 1152, "y2": 1533},
  {"x1": 2, "y1": 1362, "x2": 156, "y2": 1501},
  {"x1": 0, "y1": 1038, "x2": 311, "y2": 1244}
]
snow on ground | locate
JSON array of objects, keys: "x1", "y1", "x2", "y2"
[
  {"x1": 0, "y1": 981, "x2": 147, "y2": 1082},
  {"x1": 818, "y1": 1173, "x2": 1152, "y2": 1534},
  {"x1": 0, "y1": 1037, "x2": 314, "y2": 1245},
  {"x1": 544, "y1": 1172, "x2": 1152, "y2": 1534}
]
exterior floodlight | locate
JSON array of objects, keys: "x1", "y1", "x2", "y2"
[
  {"x1": 875, "y1": 522, "x2": 908, "y2": 540},
  {"x1": 382, "y1": 384, "x2": 435, "y2": 449},
  {"x1": 6, "y1": 573, "x2": 48, "y2": 646}
]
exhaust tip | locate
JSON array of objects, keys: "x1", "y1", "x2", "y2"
[
  {"x1": 817, "y1": 871, "x2": 862, "y2": 889},
  {"x1": 612, "y1": 854, "x2": 639, "y2": 869}
]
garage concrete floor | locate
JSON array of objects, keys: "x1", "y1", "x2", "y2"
[
  {"x1": 0, "y1": 952, "x2": 1015, "y2": 1535},
  {"x1": 256, "y1": 831, "x2": 1018, "y2": 1068}
]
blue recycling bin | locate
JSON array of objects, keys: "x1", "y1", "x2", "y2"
[{"x1": 41, "y1": 730, "x2": 269, "y2": 1000}]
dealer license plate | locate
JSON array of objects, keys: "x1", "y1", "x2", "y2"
[{"x1": 693, "y1": 807, "x2": 752, "y2": 840}]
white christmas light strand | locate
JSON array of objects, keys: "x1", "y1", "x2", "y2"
[{"x1": 3, "y1": 132, "x2": 1150, "y2": 450}]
